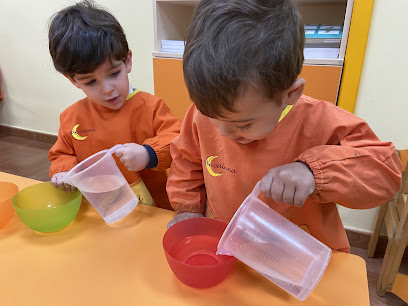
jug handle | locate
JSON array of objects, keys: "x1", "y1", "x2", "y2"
[
  {"x1": 108, "y1": 144, "x2": 125, "y2": 154},
  {"x1": 237, "y1": 181, "x2": 262, "y2": 207},
  {"x1": 251, "y1": 181, "x2": 261, "y2": 198}
]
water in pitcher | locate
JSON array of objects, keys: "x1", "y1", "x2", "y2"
[
  {"x1": 235, "y1": 241, "x2": 314, "y2": 286},
  {"x1": 79, "y1": 174, "x2": 138, "y2": 223}
]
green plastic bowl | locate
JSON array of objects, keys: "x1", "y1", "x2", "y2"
[{"x1": 12, "y1": 182, "x2": 82, "y2": 232}]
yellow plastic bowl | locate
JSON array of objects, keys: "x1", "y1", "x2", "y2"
[
  {"x1": 12, "y1": 182, "x2": 82, "y2": 232},
  {"x1": 0, "y1": 182, "x2": 19, "y2": 229}
]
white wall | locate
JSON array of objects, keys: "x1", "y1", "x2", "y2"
[
  {"x1": 0, "y1": 0, "x2": 154, "y2": 135},
  {"x1": 337, "y1": 0, "x2": 408, "y2": 234},
  {"x1": 0, "y1": 0, "x2": 406, "y2": 234}
]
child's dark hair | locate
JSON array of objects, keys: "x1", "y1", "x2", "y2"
[
  {"x1": 48, "y1": 0, "x2": 129, "y2": 77},
  {"x1": 183, "y1": 0, "x2": 305, "y2": 118}
]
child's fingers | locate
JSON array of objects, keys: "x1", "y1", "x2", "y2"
[
  {"x1": 123, "y1": 162, "x2": 132, "y2": 171},
  {"x1": 68, "y1": 184, "x2": 77, "y2": 193},
  {"x1": 282, "y1": 185, "x2": 296, "y2": 205},
  {"x1": 119, "y1": 155, "x2": 127, "y2": 165},
  {"x1": 259, "y1": 176, "x2": 273, "y2": 198},
  {"x1": 115, "y1": 149, "x2": 124, "y2": 158},
  {"x1": 270, "y1": 179, "x2": 284, "y2": 203},
  {"x1": 293, "y1": 185, "x2": 314, "y2": 207},
  {"x1": 63, "y1": 182, "x2": 73, "y2": 193},
  {"x1": 56, "y1": 179, "x2": 66, "y2": 191},
  {"x1": 293, "y1": 189, "x2": 307, "y2": 207},
  {"x1": 51, "y1": 175, "x2": 58, "y2": 187},
  {"x1": 167, "y1": 212, "x2": 204, "y2": 229}
]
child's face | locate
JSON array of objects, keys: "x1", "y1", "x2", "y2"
[
  {"x1": 208, "y1": 84, "x2": 287, "y2": 144},
  {"x1": 68, "y1": 52, "x2": 132, "y2": 110}
]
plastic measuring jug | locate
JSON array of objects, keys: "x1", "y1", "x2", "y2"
[
  {"x1": 217, "y1": 182, "x2": 331, "y2": 301},
  {"x1": 64, "y1": 145, "x2": 138, "y2": 223}
]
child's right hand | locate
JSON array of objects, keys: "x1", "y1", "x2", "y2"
[
  {"x1": 51, "y1": 172, "x2": 77, "y2": 193},
  {"x1": 260, "y1": 162, "x2": 315, "y2": 207},
  {"x1": 115, "y1": 143, "x2": 150, "y2": 172},
  {"x1": 167, "y1": 212, "x2": 205, "y2": 229}
]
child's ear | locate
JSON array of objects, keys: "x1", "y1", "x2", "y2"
[
  {"x1": 64, "y1": 75, "x2": 81, "y2": 89},
  {"x1": 125, "y1": 50, "x2": 133, "y2": 73},
  {"x1": 285, "y1": 78, "x2": 305, "y2": 105}
]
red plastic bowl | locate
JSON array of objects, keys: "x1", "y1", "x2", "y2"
[{"x1": 163, "y1": 217, "x2": 237, "y2": 288}]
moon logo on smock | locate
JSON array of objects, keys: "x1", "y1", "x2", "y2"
[
  {"x1": 71, "y1": 124, "x2": 87, "y2": 141},
  {"x1": 205, "y1": 156, "x2": 222, "y2": 177}
]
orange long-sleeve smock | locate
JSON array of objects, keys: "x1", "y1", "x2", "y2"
[
  {"x1": 166, "y1": 95, "x2": 402, "y2": 251},
  {"x1": 49, "y1": 90, "x2": 181, "y2": 209}
]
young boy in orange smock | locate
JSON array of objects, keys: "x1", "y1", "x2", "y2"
[
  {"x1": 48, "y1": 1, "x2": 181, "y2": 210},
  {"x1": 166, "y1": 0, "x2": 402, "y2": 251}
]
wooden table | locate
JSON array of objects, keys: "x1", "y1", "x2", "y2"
[{"x1": 0, "y1": 172, "x2": 370, "y2": 305}]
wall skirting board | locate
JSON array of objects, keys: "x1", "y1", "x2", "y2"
[
  {"x1": 0, "y1": 125, "x2": 57, "y2": 144},
  {"x1": 346, "y1": 227, "x2": 408, "y2": 258}
]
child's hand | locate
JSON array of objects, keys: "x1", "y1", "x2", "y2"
[
  {"x1": 167, "y1": 212, "x2": 205, "y2": 229},
  {"x1": 115, "y1": 143, "x2": 150, "y2": 172},
  {"x1": 51, "y1": 172, "x2": 77, "y2": 193},
  {"x1": 260, "y1": 162, "x2": 315, "y2": 207}
]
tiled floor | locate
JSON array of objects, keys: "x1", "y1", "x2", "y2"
[{"x1": 0, "y1": 132, "x2": 407, "y2": 305}]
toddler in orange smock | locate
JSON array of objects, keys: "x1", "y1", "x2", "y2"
[
  {"x1": 166, "y1": 0, "x2": 402, "y2": 251},
  {"x1": 48, "y1": 1, "x2": 181, "y2": 210}
]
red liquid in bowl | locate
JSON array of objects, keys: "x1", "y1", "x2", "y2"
[{"x1": 169, "y1": 235, "x2": 229, "y2": 266}]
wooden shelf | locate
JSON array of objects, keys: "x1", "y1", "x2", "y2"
[
  {"x1": 297, "y1": 0, "x2": 347, "y2": 4},
  {"x1": 153, "y1": 0, "x2": 353, "y2": 65},
  {"x1": 152, "y1": 51, "x2": 183, "y2": 59},
  {"x1": 153, "y1": 52, "x2": 344, "y2": 66}
]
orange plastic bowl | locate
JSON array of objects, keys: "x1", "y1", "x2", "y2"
[
  {"x1": 163, "y1": 217, "x2": 237, "y2": 288},
  {"x1": 0, "y1": 182, "x2": 19, "y2": 229}
]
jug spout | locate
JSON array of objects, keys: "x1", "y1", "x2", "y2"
[
  {"x1": 216, "y1": 247, "x2": 232, "y2": 257},
  {"x1": 64, "y1": 144, "x2": 125, "y2": 184}
]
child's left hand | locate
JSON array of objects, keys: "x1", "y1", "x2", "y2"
[
  {"x1": 115, "y1": 143, "x2": 150, "y2": 172},
  {"x1": 259, "y1": 162, "x2": 315, "y2": 207}
]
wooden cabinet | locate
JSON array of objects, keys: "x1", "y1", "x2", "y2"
[
  {"x1": 153, "y1": 0, "x2": 374, "y2": 119},
  {"x1": 153, "y1": 58, "x2": 191, "y2": 120}
]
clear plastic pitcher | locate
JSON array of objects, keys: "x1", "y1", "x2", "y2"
[
  {"x1": 217, "y1": 182, "x2": 331, "y2": 301},
  {"x1": 64, "y1": 145, "x2": 138, "y2": 223}
]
